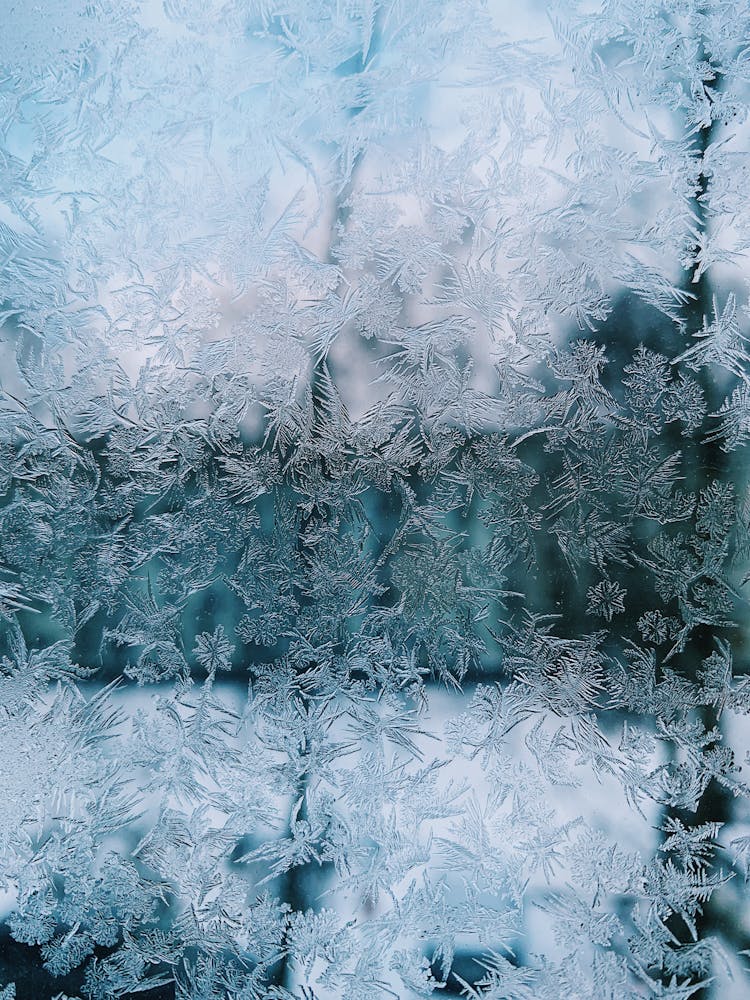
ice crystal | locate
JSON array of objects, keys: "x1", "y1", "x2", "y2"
[{"x1": 1, "y1": 1, "x2": 750, "y2": 998}]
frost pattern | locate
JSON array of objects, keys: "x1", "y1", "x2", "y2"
[{"x1": 1, "y1": 1, "x2": 750, "y2": 999}]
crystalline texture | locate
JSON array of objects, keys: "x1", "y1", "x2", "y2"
[{"x1": 0, "y1": 2, "x2": 749, "y2": 999}]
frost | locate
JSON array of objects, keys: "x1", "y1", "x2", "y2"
[{"x1": 0, "y1": 1, "x2": 750, "y2": 998}]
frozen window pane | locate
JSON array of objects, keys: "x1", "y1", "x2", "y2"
[{"x1": 0, "y1": 2, "x2": 749, "y2": 999}]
